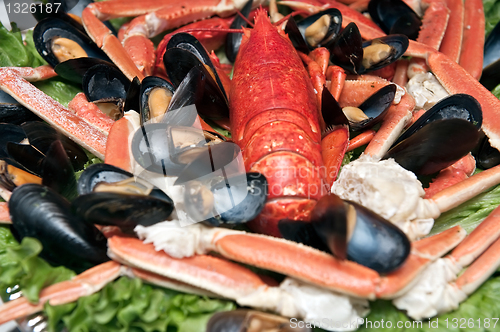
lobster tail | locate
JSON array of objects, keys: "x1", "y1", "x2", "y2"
[{"x1": 230, "y1": 9, "x2": 326, "y2": 236}]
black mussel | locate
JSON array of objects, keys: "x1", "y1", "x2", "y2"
[
  {"x1": 9, "y1": 184, "x2": 109, "y2": 271},
  {"x1": 484, "y1": 20, "x2": 500, "y2": 69},
  {"x1": 0, "y1": 160, "x2": 41, "y2": 193},
  {"x1": 474, "y1": 134, "x2": 500, "y2": 169},
  {"x1": 293, "y1": 8, "x2": 343, "y2": 50},
  {"x1": 165, "y1": 66, "x2": 229, "y2": 122},
  {"x1": 359, "y1": 35, "x2": 408, "y2": 74},
  {"x1": 309, "y1": 194, "x2": 410, "y2": 273},
  {"x1": 55, "y1": 58, "x2": 117, "y2": 84},
  {"x1": 124, "y1": 76, "x2": 141, "y2": 114},
  {"x1": 321, "y1": 87, "x2": 349, "y2": 136},
  {"x1": 0, "y1": 123, "x2": 26, "y2": 159},
  {"x1": 285, "y1": 17, "x2": 311, "y2": 54},
  {"x1": 6, "y1": 141, "x2": 45, "y2": 176},
  {"x1": 278, "y1": 219, "x2": 331, "y2": 253},
  {"x1": 188, "y1": 172, "x2": 268, "y2": 225},
  {"x1": 175, "y1": 142, "x2": 242, "y2": 185},
  {"x1": 330, "y1": 27, "x2": 408, "y2": 75},
  {"x1": 207, "y1": 310, "x2": 311, "y2": 332},
  {"x1": 132, "y1": 122, "x2": 206, "y2": 176},
  {"x1": 329, "y1": 23, "x2": 363, "y2": 74},
  {"x1": 20, "y1": 121, "x2": 89, "y2": 171},
  {"x1": 384, "y1": 119, "x2": 481, "y2": 175},
  {"x1": 77, "y1": 163, "x2": 171, "y2": 202},
  {"x1": 41, "y1": 140, "x2": 78, "y2": 200},
  {"x1": 344, "y1": 84, "x2": 397, "y2": 131},
  {"x1": 368, "y1": 0, "x2": 421, "y2": 40},
  {"x1": 480, "y1": 59, "x2": 500, "y2": 90},
  {"x1": 0, "y1": 92, "x2": 41, "y2": 125},
  {"x1": 226, "y1": 0, "x2": 253, "y2": 62},
  {"x1": 77, "y1": 163, "x2": 133, "y2": 195},
  {"x1": 140, "y1": 76, "x2": 175, "y2": 124},
  {"x1": 393, "y1": 94, "x2": 483, "y2": 146},
  {"x1": 82, "y1": 64, "x2": 130, "y2": 120},
  {"x1": 344, "y1": 200, "x2": 410, "y2": 273},
  {"x1": 164, "y1": 33, "x2": 228, "y2": 101},
  {"x1": 72, "y1": 191, "x2": 174, "y2": 231},
  {"x1": 34, "y1": 17, "x2": 109, "y2": 67},
  {"x1": 32, "y1": 3, "x2": 86, "y2": 32}
]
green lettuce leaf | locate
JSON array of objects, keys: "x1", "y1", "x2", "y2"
[
  {"x1": 0, "y1": 226, "x2": 75, "y2": 303},
  {"x1": 484, "y1": 0, "x2": 500, "y2": 36},
  {"x1": 45, "y1": 276, "x2": 235, "y2": 332}
]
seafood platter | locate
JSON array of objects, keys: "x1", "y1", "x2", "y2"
[{"x1": 0, "y1": 0, "x2": 500, "y2": 330}]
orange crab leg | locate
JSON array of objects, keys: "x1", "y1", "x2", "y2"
[
  {"x1": 458, "y1": 0, "x2": 485, "y2": 79},
  {"x1": 347, "y1": 130, "x2": 376, "y2": 152},
  {"x1": 68, "y1": 93, "x2": 115, "y2": 134},
  {"x1": 3, "y1": 65, "x2": 57, "y2": 81},
  {"x1": 417, "y1": 1, "x2": 450, "y2": 50},
  {"x1": 0, "y1": 261, "x2": 123, "y2": 325},
  {"x1": 0, "y1": 202, "x2": 10, "y2": 224},
  {"x1": 424, "y1": 153, "x2": 476, "y2": 199},
  {"x1": 376, "y1": 225, "x2": 467, "y2": 298},
  {"x1": 326, "y1": 65, "x2": 347, "y2": 101},
  {"x1": 322, "y1": 125, "x2": 349, "y2": 187},
  {"x1": 82, "y1": 6, "x2": 145, "y2": 81},
  {"x1": 437, "y1": 0, "x2": 464, "y2": 62},
  {"x1": 0, "y1": 68, "x2": 107, "y2": 159}
]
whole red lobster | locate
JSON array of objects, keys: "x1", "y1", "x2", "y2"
[{"x1": 230, "y1": 9, "x2": 326, "y2": 237}]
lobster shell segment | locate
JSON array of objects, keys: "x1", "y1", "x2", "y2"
[{"x1": 230, "y1": 9, "x2": 325, "y2": 237}]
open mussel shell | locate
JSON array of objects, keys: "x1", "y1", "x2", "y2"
[
  {"x1": 295, "y1": 8, "x2": 342, "y2": 50},
  {"x1": 207, "y1": 310, "x2": 311, "y2": 332},
  {"x1": 368, "y1": 0, "x2": 421, "y2": 40},
  {"x1": 166, "y1": 66, "x2": 229, "y2": 122},
  {"x1": 77, "y1": 163, "x2": 133, "y2": 195},
  {"x1": 359, "y1": 35, "x2": 408, "y2": 74},
  {"x1": 55, "y1": 58, "x2": 116, "y2": 84},
  {"x1": 474, "y1": 134, "x2": 500, "y2": 169},
  {"x1": 41, "y1": 140, "x2": 78, "y2": 200},
  {"x1": 202, "y1": 172, "x2": 268, "y2": 225},
  {"x1": 393, "y1": 94, "x2": 483, "y2": 146},
  {"x1": 347, "y1": 84, "x2": 396, "y2": 131},
  {"x1": 9, "y1": 184, "x2": 109, "y2": 271},
  {"x1": 165, "y1": 33, "x2": 228, "y2": 100},
  {"x1": 20, "y1": 121, "x2": 88, "y2": 171},
  {"x1": 0, "y1": 123, "x2": 26, "y2": 159},
  {"x1": 72, "y1": 191, "x2": 174, "y2": 230},
  {"x1": 384, "y1": 118, "x2": 481, "y2": 175},
  {"x1": 82, "y1": 64, "x2": 130, "y2": 120},
  {"x1": 34, "y1": 17, "x2": 109, "y2": 67},
  {"x1": 321, "y1": 87, "x2": 349, "y2": 136},
  {"x1": 124, "y1": 77, "x2": 141, "y2": 115},
  {"x1": 285, "y1": 17, "x2": 311, "y2": 54},
  {"x1": 140, "y1": 76, "x2": 175, "y2": 124},
  {"x1": 175, "y1": 142, "x2": 242, "y2": 185},
  {"x1": 226, "y1": 0, "x2": 253, "y2": 62},
  {"x1": 329, "y1": 22, "x2": 363, "y2": 74}
]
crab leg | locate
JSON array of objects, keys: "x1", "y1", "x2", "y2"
[
  {"x1": 0, "y1": 68, "x2": 107, "y2": 159},
  {"x1": 0, "y1": 202, "x2": 10, "y2": 224},
  {"x1": 2, "y1": 65, "x2": 57, "y2": 81},
  {"x1": 394, "y1": 205, "x2": 500, "y2": 319},
  {"x1": 458, "y1": 0, "x2": 485, "y2": 79},
  {"x1": 437, "y1": 0, "x2": 464, "y2": 62},
  {"x1": 67, "y1": 93, "x2": 115, "y2": 134},
  {"x1": 0, "y1": 261, "x2": 123, "y2": 325}
]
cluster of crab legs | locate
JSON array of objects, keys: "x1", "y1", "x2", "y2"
[{"x1": 1, "y1": 0, "x2": 500, "y2": 329}]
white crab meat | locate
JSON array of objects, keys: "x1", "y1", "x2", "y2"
[
  {"x1": 406, "y1": 72, "x2": 450, "y2": 110},
  {"x1": 392, "y1": 258, "x2": 466, "y2": 319},
  {"x1": 331, "y1": 154, "x2": 440, "y2": 240}
]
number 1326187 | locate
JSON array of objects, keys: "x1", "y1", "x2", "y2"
[{"x1": 443, "y1": 318, "x2": 498, "y2": 329}]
